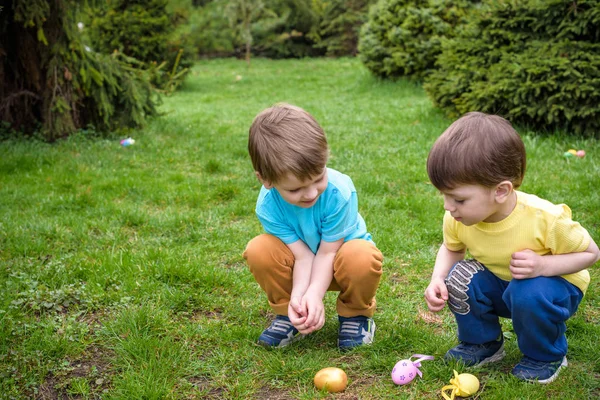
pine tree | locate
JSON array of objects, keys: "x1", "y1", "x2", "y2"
[{"x1": 0, "y1": 0, "x2": 159, "y2": 141}]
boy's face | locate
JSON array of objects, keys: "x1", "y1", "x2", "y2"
[
  {"x1": 266, "y1": 169, "x2": 328, "y2": 208},
  {"x1": 441, "y1": 184, "x2": 506, "y2": 226}
]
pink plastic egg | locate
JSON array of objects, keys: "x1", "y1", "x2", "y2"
[
  {"x1": 576, "y1": 150, "x2": 586, "y2": 158},
  {"x1": 391, "y1": 354, "x2": 434, "y2": 385}
]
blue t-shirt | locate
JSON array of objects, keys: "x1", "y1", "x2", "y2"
[{"x1": 255, "y1": 168, "x2": 373, "y2": 254}]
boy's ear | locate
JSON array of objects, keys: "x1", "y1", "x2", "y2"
[
  {"x1": 255, "y1": 171, "x2": 273, "y2": 189},
  {"x1": 494, "y1": 181, "x2": 514, "y2": 203}
]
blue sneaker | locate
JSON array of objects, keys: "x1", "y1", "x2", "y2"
[
  {"x1": 258, "y1": 315, "x2": 303, "y2": 348},
  {"x1": 338, "y1": 316, "x2": 375, "y2": 350},
  {"x1": 512, "y1": 356, "x2": 567, "y2": 384},
  {"x1": 444, "y1": 337, "x2": 505, "y2": 367}
]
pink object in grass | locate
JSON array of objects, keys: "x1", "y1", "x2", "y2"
[
  {"x1": 120, "y1": 138, "x2": 135, "y2": 146},
  {"x1": 576, "y1": 150, "x2": 585, "y2": 158},
  {"x1": 391, "y1": 354, "x2": 434, "y2": 385}
]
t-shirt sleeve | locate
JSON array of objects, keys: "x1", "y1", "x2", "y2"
[
  {"x1": 321, "y1": 192, "x2": 359, "y2": 242},
  {"x1": 256, "y1": 202, "x2": 299, "y2": 245},
  {"x1": 442, "y1": 211, "x2": 466, "y2": 251},
  {"x1": 545, "y1": 204, "x2": 591, "y2": 254}
]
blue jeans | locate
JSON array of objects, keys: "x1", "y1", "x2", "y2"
[{"x1": 445, "y1": 260, "x2": 583, "y2": 362}]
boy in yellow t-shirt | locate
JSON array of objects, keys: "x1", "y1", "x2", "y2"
[{"x1": 424, "y1": 112, "x2": 599, "y2": 384}]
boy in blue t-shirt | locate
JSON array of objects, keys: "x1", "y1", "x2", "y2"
[{"x1": 243, "y1": 103, "x2": 383, "y2": 350}]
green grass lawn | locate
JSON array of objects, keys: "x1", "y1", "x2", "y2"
[{"x1": 1, "y1": 57, "x2": 599, "y2": 399}]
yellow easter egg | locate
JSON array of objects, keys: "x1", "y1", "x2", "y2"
[
  {"x1": 568, "y1": 149, "x2": 578, "y2": 155},
  {"x1": 314, "y1": 367, "x2": 347, "y2": 393},
  {"x1": 452, "y1": 370, "x2": 480, "y2": 396}
]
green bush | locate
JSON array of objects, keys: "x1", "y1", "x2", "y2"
[
  {"x1": 358, "y1": 0, "x2": 477, "y2": 80},
  {"x1": 90, "y1": 0, "x2": 191, "y2": 91},
  {"x1": 424, "y1": 0, "x2": 600, "y2": 136},
  {"x1": 180, "y1": 0, "x2": 375, "y2": 60},
  {"x1": 0, "y1": 0, "x2": 160, "y2": 141},
  {"x1": 252, "y1": 0, "x2": 323, "y2": 58},
  {"x1": 184, "y1": 0, "x2": 320, "y2": 60},
  {"x1": 189, "y1": 1, "x2": 236, "y2": 57},
  {"x1": 309, "y1": 0, "x2": 376, "y2": 57}
]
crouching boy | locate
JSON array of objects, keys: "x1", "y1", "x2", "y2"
[
  {"x1": 424, "y1": 112, "x2": 599, "y2": 383},
  {"x1": 243, "y1": 103, "x2": 383, "y2": 350}
]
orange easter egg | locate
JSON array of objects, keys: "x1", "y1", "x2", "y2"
[{"x1": 314, "y1": 367, "x2": 347, "y2": 393}]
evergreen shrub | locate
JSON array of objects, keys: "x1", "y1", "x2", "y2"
[
  {"x1": 424, "y1": 0, "x2": 600, "y2": 136},
  {"x1": 0, "y1": 0, "x2": 160, "y2": 141},
  {"x1": 90, "y1": 0, "x2": 191, "y2": 91},
  {"x1": 310, "y1": 0, "x2": 376, "y2": 57},
  {"x1": 252, "y1": 0, "x2": 323, "y2": 58},
  {"x1": 358, "y1": 0, "x2": 477, "y2": 80},
  {"x1": 189, "y1": 1, "x2": 236, "y2": 57}
]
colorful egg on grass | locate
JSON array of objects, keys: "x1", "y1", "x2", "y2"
[
  {"x1": 391, "y1": 354, "x2": 434, "y2": 385},
  {"x1": 314, "y1": 367, "x2": 347, "y2": 393},
  {"x1": 564, "y1": 149, "x2": 586, "y2": 158},
  {"x1": 120, "y1": 138, "x2": 135, "y2": 146},
  {"x1": 441, "y1": 370, "x2": 480, "y2": 400}
]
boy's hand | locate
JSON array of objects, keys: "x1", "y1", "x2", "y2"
[
  {"x1": 295, "y1": 291, "x2": 325, "y2": 335},
  {"x1": 288, "y1": 296, "x2": 307, "y2": 328},
  {"x1": 510, "y1": 249, "x2": 543, "y2": 279},
  {"x1": 424, "y1": 278, "x2": 448, "y2": 312}
]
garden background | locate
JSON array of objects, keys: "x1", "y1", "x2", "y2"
[{"x1": 1, "y1": 0, "x2": 599, "y2": 398}]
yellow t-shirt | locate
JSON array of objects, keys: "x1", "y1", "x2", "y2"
[{"x1": 443, "y1": 191, "x2": 591, "y2": 293}]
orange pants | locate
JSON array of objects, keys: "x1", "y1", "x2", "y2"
[{"x1": 243, "y1": 234, "x2": 383, "y2": 318}]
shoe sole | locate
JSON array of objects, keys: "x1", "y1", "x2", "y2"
[{"x1": 525, "y1": 356, "x2": 568, "y2": 384}]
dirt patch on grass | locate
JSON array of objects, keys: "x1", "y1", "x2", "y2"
[
  {"x1": 188, "y1": 376, "x2": 227, "y2": 399},
  {"x1": 35, "y1": 344, "x2": 114, "y2": 399}
]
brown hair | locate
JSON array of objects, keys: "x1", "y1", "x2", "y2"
[
  {"x1": 427, "y1": 112, "x2": 526, "y2": 190},
  {"x1": 248, "y1": 103, "x2": 329, "y2": 184}
]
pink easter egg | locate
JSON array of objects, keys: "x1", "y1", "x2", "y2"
[
  {"x1": 576, "y1": 150, "x2": 585, "y2": 158},
  {"x1": 391, "y1": 359, "x2": 419, "y2": 385}
]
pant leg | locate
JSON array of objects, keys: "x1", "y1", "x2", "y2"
[
  {"x1": 445, "y1": 260, "x2": 510, "y2": 344},
  {"x1": 243, "y1": 234, "x2": 295, "y2": 316},
  {"x1": 332, "y1": 239, "x2": 383, "y2": 318},
  {"x1": 503, "y1": 276, "x2": 583, "y2": 362}
]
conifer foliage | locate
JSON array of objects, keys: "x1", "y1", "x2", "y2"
[
  {"x1": 311, "y1": 0, "x2": 375, "y2": 57},
  {"x1": 90, "y1": 0, "x2": 191, "y2": 90},
  {"x1": 358, "y1": 0, "x2": 477, "y2": 80},
  {"x1": 0, "y1": 0, "x2": 159, "y2": 141},
  {"x1": 424, "y1": 0, "x2": 600, "y2": 135}
]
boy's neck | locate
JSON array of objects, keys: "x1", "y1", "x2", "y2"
[{"x1": 495, "y1": 190, "x2": 518, "y2": 222}]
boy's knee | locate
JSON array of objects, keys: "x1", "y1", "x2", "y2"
[
  {"x1": 335, "y1": 240, "x2": 383, "y2": 277},
  {"x1": 243, "y1": 234, "x2": 288, "y2": 270},
  {"x1": 503, "y1": 278, "x2": 548, "y2": 306},
  {"x1": 445, "y1": 260, "x2": 485, "y2": 315}
]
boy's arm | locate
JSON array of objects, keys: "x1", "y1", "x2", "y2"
[
  {"x1": 287, "y1": 240, "x2": 316, "y2": 301},
  {"x1": 424, "y1": 244, "x2": 466, "y2": 312},
  {"x1": 510, "y1": 239, "x2": 600, "y2": 279},
  {"x1": 286, "y1": 240, "x2": 315, "y2": 331},
  {"x1": 298, "y1": 238, "x2": 344, "y2": 332},
  {"x1": 307, "y1": 239, "x2": 344, "y2": 298}
]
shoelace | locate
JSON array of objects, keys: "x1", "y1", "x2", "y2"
[
  {"x1": 269, "y1": 319, "x2": 294, "y2": 334},
  {"x1": 340, "y1": 320, "x2": 362, "y2": 336}
]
